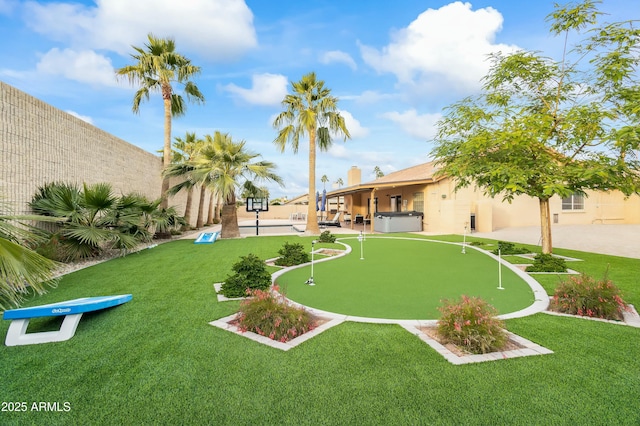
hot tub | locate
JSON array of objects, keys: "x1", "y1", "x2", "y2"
[{"x1": 373, "y1": 211, "x2": 423, "y2": 233}]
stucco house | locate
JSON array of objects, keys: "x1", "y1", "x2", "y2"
[{"x1": 326, "y1": 163, "x2": 640, "y2": 234}]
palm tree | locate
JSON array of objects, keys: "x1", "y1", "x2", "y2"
[
  {"x1": 373, "y1": 166, "x2": 384, "y2": 179},
  {"x1": 192, "y1": 131, "x2": 283, "y2": 239},
  {"x1": 163, "y1": 132, "x2": 203, "y2": 227},
  {"x1": 321, "y1": 175, "x2": 329, "y2": 191},
  {"x1": 273, "y1": 72, "x2": 350, "y2": 234},
  {"x1": 30, "y1": 182, "x2": 143, "y2": 260},
  {"x1": 116, "y1": 33, "x2": 205, "y2": 208},
  {"x1": 0, "y1": 198, "x2": 59, "y2": 309},
  {"x1": 335, "y1": 178, "x2": 344, "y2": 188}
]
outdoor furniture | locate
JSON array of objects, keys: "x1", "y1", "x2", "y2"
[
  {"x1": 2, "y1": 294, "x2": 132, "y2": 346},
  {"x1": 355, "y1": 214, "x2": 363, "y2": 224},
  {"x1": 319, "y1": 211, "x2": 342, "y2": 227},
  {"x1": 344, "y1": 214, "x2": 352, "y2": 224}
]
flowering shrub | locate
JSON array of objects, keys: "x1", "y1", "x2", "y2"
[
  {"x1": 436, "y1": 295, "x2": 507, "y2": 354},
  {"x1": 235, "y1": 286, "x2": 316, "y2": 342},
  {"x1": 220, "y1": 254, "x2": 272, "y2": 298},
  {"x1": 525, "y1": 253, "x2": 567, "y2": 272},
  {"x1": 550, "y1": 273, "x2": 629, "y2": 320},
  {"x1": 274, "y1": 242, "x2": 310, "y2": 266}
]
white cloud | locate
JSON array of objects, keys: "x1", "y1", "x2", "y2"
[
  {"x1": 319, "y1": 50, "x2": 357, "y2": 70},
  {"x1": 66, "y1": 110, "x2": 94, "y2": 124},
  {"x1": 0, "y1": 0, "x2": 18, "y2": 15},
  {"x1": 223, "y1": 73, "x2": 288, "y2": 106},
  {"x1": 381, "y1": 109, "x2": 441, "y2": 140},
  {"x1": 36, "y1": 48, "x2": 120, "y2": 87},
  {"x1": 359, "y1": 1, "x2": 519, "y2": 94},
  {"x1": 337, "y1": 110, "x2": 368, "y2": 139},
  {"x1": 23, "y1": 0, "x2": 257, "y2": 60}
]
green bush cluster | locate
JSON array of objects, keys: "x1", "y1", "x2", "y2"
[
  {"x1": 274, "y1": 242, "x2": 310, "y2": 266},
  {"x1": 525, "y1": 253, "x2": 567, "y2": 272},
  {"x1": 236, "y1": 286, "x2": 316, "y2": 342},
  {"x1": 550, "y1": 273, "x2": 629, "y2": 320},
  {"x1": 437, "y1": 295, "x2": 507, "y2": 354},
  {"x1": 492, "y1": 241, "x2": 529, "y2": 255},
  {"x1": 318, "y1": 230, "x2": 336, "y2": 243},
  {"x1": 220, "y1": 254, "x2": 272, "y2": 298}
]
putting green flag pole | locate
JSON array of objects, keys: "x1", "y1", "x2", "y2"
[{"x1": 497, "y1": 248, "x2": 504, "y2": 290}]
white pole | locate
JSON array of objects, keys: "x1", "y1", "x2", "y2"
[
  {"x1": 306, "y1": 240, "x2": 316, "y2": 285},
  {"x1": 497, "y1": 248, "x2": 504, "y2": 290},
  {"x1": 359, "y1": 231, "x2": 364, "y2": 260},
  {"x1": 462, "y1": 223, "x2": 467, "y2": 254}
]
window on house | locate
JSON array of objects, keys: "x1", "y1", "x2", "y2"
[
  {"x1": 413, "y1": 192, "x2": 424, "y2": 212},
  {"x1": 562, "y1": 193, "x2": 584, "y2": 210}
]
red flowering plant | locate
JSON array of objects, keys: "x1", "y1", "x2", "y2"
[
  {"x1": 235, "y1": 285, "x2": 317, "y2": 343},
  {"x1": 550, "y1": 272, "x2": 630, "y2": 321},
  {"x1": 436, "y1": 295, "x2": 507, "y2": 354}
]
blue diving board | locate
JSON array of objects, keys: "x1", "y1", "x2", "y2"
[
  {"x1": 194, "y1": 231, "x2": 219, "y2": 244},
  {"x1": 2, "y1": 294, "x2": 132, "y2": 346}
]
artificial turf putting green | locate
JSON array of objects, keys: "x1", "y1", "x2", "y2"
[{"x1": 275, "y1": 236, "x2": 535, "y2": 319}]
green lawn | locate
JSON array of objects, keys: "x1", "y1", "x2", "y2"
[
  {"x1": 1, "y1": 234, "x2": 639, "y2": 425},
  {"x1": 277, "y1": 236, "x2": 534, "y2": 319}
]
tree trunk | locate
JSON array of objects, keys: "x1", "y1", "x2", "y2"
[
  {"x1": 306, "y1": 127, "x2": 320, "y2": 234},
  {"x1": 539, "y1": 197, "x2": 553, "y2": 254},
  {"x1": 221, "y1": 203, "x2": 240, "y2": 239},
  {"x1": 161, "y1": 93, "x2": 172, "y2": 209},
  {"x1": 196, "y1": 185, "x2": 206, "y2": 228},
  {"x1": 183, "y1": 186, "x2": 194, "y2": 227},
  {"x1": 207, "y1": 192, "x2": 214, "y2": 225}
]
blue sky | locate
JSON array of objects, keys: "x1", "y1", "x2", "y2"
[{"x1": 0, "y1": 0, "x2": 635, "y2": 200}]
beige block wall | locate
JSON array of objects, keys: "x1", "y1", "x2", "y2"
[{"x1": 1, "y1": 81, "x2": 194, "y2": 221}]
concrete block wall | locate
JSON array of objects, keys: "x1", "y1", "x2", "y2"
[{"x1": 0, "y1": 81, "x2": 191, "y2": 218}]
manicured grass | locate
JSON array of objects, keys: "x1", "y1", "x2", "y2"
[
  {"x1": 277, "y1": 236, "x2": 534, "y2": 319},
  {"x1": 0, "y1": 234, "x2": 639, "y2": 425}
]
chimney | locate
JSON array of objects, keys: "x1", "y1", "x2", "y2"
[{"x1": 347, "y1": 166, "x2": 361, "y2": 186}]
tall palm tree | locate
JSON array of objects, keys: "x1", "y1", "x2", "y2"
[
  {"x1": 192, "y1": 131, "x2": 283, "y2": 239},
  {"x1": 335, "y1": 178, "x2": 344, "y2": 188},
  {"x1": 373, "y1": 166, "x2": 384, "y2": 179},
  {"x1": 273, "y1": 72, "x2": 350, "y2": 234},
  {"x1": 163, "y1": 132, "x2": 203, "y2": 227},
  {"x1": 0, "y1": 198, "x2": 59, "y2": 309},
  {"x1": 116, "y1": 33, "x2": 205, "y2": 208},
  {"x1": 321, "y1": 175, "x2": 329, "y2": 190}
]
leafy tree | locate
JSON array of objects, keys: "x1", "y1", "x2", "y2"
[
  {"x1": 191, "y1": 131, "x2": 283, "y2": 238},
  {"x1": 0, "y1": 197, "x2": 59, "y2": 309},
  {"x1": 273, "y1": 72, "x2": 351, "y2": 234},
  {"x1": 116, "y1": 33, "x2": 205, "y2": 208},
  {"x1": 431, "y1": 1, "x2": 640, "y2": 253}
]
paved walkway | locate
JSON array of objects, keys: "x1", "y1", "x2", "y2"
[
  {"x1": 471, "y1": 224, "x2": 640, "y2": 259},
  {"x1": 184, "y1": 221, "x2": 640, "y2": 259}
]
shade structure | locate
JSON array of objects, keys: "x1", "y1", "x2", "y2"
[
  {"x1": 315, "y1": 191, "x2": 320, "y2": 211},
  {"x1": 321, "y1": 189, "x2": 327, "y2": 212}
]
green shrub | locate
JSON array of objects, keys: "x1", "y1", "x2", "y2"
[
  {"x1": 220, "y1": 254, "x2": 272, "y2": 298},
  {"x1": 437, "y1": 295, "x2": 507, "y2": 354},
  {"x1": 492, "y1": 241, "x2": 529, "y2": 255},
  {"x1": 550, "y1": 273, "x2": 629, "y2": 320},
  {"x1": 274, "y1": 242, "x2": 310, "y2": 266},
  {"x1": 318, "y1": 230, "x2": 336, "y2": 243},
  {"x1": 469, "y1": 241, "x2": 486, "y2": 247},
  {"x1": 236, "y1": 286, "x2": 316, "y2": 342},
  {"x1": 525, "y1": 253, "x2": 567, "y2": 272}
]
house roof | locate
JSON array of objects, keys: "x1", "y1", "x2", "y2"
[{"x1": 327, "y1": 161, "x2": 443, "y2": 197}]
